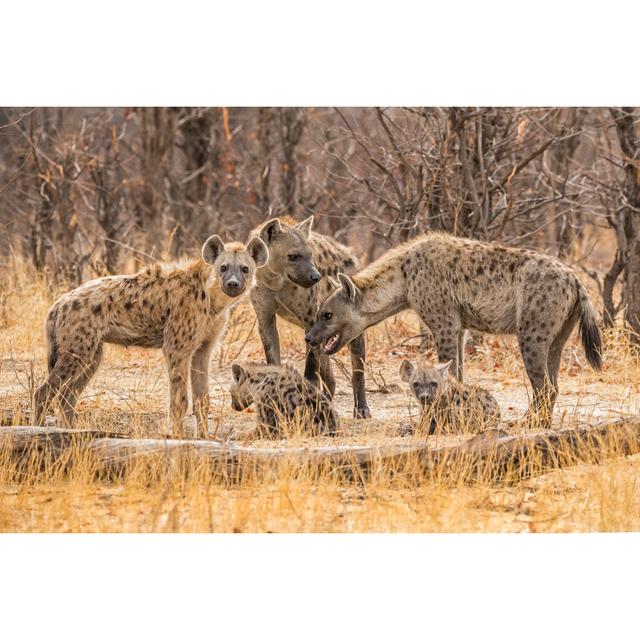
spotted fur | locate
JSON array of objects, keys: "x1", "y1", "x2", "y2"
[
  {"x1": 307, "y1": 232, "x2": 602, "y2": 422},
  {"x1": 34, "y1": 235, "x2": 268, "y2": 436}
]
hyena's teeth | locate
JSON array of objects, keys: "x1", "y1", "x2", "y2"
[{"x1": 323, "y1": 334, "x2": 339, "y2": 352}]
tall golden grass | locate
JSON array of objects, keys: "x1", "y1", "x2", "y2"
[{"x1": 1, "y1": 255, "x2": 639, "y2": 532}]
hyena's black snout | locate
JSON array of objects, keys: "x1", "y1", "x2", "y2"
[
  {"x1": 304, "y1": 327, "x2": 320, "y2": 347},
  {"x1": 222, "y1": 273, "x2": 246, "y2": 297},
  {"x1": 290, "y1": 260, "x2": 322, "y2": 288}
]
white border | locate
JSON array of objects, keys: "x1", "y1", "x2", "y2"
[
  {"x1": 2, "y1": 2, "x2": 639, "y2": 636},
  {"x1": 3, "y1": 1, "x2": 640, "y2": 105},
  {"x1": 1, "y1": 534, "x2": 637, "y2": 639}
]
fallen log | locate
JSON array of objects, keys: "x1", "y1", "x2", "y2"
[
  {"x1": 2, "y1": 418, "x2": 640, "y2": 482},
  {"x1": 0, "y1": 426, "x2": 109, "y2": 451},
  {"x1": 0, "y1": 426, "x2": 120, "y2": 476}
]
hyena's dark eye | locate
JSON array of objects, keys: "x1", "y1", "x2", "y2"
[
  {"x1": 220, "y1": 265, "x2": 228, "y2": 273},
  {"x1": 323, "y1": 311, "x2": 333, "y2": 320},
  {"x1": 413, "y1": 382, "x2": 420, "y2": 390},
  {"x1": 288, "y1": 254, "x2": 299, "y2": 262},
  {"x1": 242, "y1": 266, "x2": 249, "y2": 274},
  {"x1": 429, "y1": 382, "x2": 438, "y2": 390}
]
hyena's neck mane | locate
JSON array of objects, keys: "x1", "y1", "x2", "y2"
[{"x1": 351, "y1": 237, "x2": 422, "y2": 325}]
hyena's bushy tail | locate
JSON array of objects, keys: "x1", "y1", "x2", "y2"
[
  {"x1": 576, "y1": 279, "x2": 602, "y2": 370},
  {"x1": 45, "y1": 305, "x2": 59, "y2": 373}
]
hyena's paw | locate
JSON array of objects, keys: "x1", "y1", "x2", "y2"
[{"x1": 354, "y1": 405, "x2": 372, "y2": 419}]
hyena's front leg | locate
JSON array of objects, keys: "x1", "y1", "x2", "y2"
[
  {"x1": 191, "y1": 337, "x2": 214, "y2": 438},
  {"x1": 256, "y1": 309, "x2": 281, "y2": 366},
  {"x1": 303, "y1": 344, "x2": 336, "y2": 398},
  {"x1": 164, "y1": 348, "x2": 191, "y2": 438},
  {"x1": 348, "y1": 334, "x2": 371, "y2": 419},
  {"x1": 455, "y1": 330, "x2": 467, "y2": 382}
]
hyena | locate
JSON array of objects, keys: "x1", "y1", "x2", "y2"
[
  {"x1": 229, "y1": 362, "x2": 339, "y2": 437},
  {"x1": 400, "y1": 359, "x2": 501, "y2": 434},
  {"x1": 306, "y1": 232, "x2": 602, "y2": 421},
  {"x1": 249, "y1": 215, "x2": 370, "y2": 418},
  {"x1": 34, "y1": 235, "x2": 268, "y2": 437}
]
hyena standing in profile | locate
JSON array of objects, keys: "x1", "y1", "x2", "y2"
[
  {"x1": 306, "y1": 232, "x2": 602, "y2": 423},
  {"x1": 399, "y1": 359, "x2": 501, "y2": 434},
  {"x1": 249, "y1": 216, "x2": 371, "y2": 418},
  {"x1": 229, "y1": 362, "x2": 339, "y2": 437},
  {"x1": 34, "y1": 235, "x2": 268, "y2": 437}
]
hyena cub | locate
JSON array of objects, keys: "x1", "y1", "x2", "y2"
[
  {"x1": 249, "y1": 215, "x2": 370, "y2": 418},
  {"x1": 399, "y1": 360, "x2": 501, "y2": 434},
  {"x1": 229, "y1": 362, "x2": 339, "y2": 437},
  {"x1": 34, "y1": 235, "x2": 268, "y2": 437}
]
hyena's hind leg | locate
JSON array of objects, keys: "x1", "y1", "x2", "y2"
[
  {"x1": 517, "y1": 322, "x2": 555, "y2": 426},
  {"x1": 34, "y1": 346, "x2": 103, "y2": 427},
  {"x1": 429, "y1": 317, "x2": 464, "y2": 380},
  {"x1": 57, "y1": 346, "x2": 104, "y2": 427},
  {"x1": 34, "y1": 377, "x2": 59, "y2": 426},
  {"x1": 547, "y1": 303, "x2": 580, "y2": 391},
  {"x1": 520, "y1": 293, "x2": 578, "y2": 426}
]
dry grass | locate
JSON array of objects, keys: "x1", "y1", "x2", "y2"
[{"x1": 1, "y1": 255, "x2": 639, "y2": 532}]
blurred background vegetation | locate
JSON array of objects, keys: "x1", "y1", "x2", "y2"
[{"x1": 1, "y1": 107, "x2": 639, "y2": 341}]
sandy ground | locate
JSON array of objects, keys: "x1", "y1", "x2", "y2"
[
  {"x1": 2, "y1": 307, "x2": 637, "y2": 445},
  {"x1": 2, "y1": 304, "x2": 639, "y2": 533}
]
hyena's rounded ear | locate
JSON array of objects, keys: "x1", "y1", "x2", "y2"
[
  {"x1": 259, "y1": 218, "x2": 282, "y2": 244},
  {"x1": 436, "y1": 360, "x2": 453, "y2": 377},
  {"x1": 247, "y1": 237, "x2": 269, "y2": 268},
  {"x1": 399, "y1": 360, "x2": 415, "y2": 382},
  {"x1": 338, "y1": 273, "x2": 360, "y2": 302},
  {"x1": 231, "y1": 363, "x2": 247, "y2": 384},
  {"x1": 202, "y1": 235, "x2": 226, "y2": 265},
  {"x1": 295, "y1": 215, "x2": 314, "y2": 239},
  {"x1": 327, "y1": 276, "x2": 339, "y2": 290}
]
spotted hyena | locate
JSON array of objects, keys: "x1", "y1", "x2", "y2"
[
  {"x1": 34, "y1": 235, "x2": 268, "y2": 436},
  {"x1": 306, "y1": 232, "x2": 602, "y2": 422},
  {"x1": 249, "y1": 215, "x2": 370, "y2": 418},
  {"x1": 400, "y1": 359, "x2": 501, "y2": 433},
  {"x1": 229, "y1": 362, "x2": 339, "y2": 437}
]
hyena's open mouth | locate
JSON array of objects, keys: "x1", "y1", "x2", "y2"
[{"x1": 323, "y1": 333, "x2": 340, "y2": 354}]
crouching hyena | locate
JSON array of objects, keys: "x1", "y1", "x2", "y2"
[
  {"x1": 34, "y1": 235, "x2": 268, "y2": 437},
  {"x1": 306, "y1": 232, "x2": 602, "y2": 423},
  {"x1": 249, "y1": 215, "x2": 370, "y2": 418},
  {"x1": 229, "y1": 362, "x2": 339, "y2": 437},
  {"x1": 400, "y1": 359, "x2": 501, "y2": 434}
]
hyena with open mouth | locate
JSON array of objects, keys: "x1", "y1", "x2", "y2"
[
  {"x1": 306, "y1": 232, "x2": 602, "y2": 423},
  {"x1": 249, "y1": 215, "x2": 370, "y2": 418}
]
